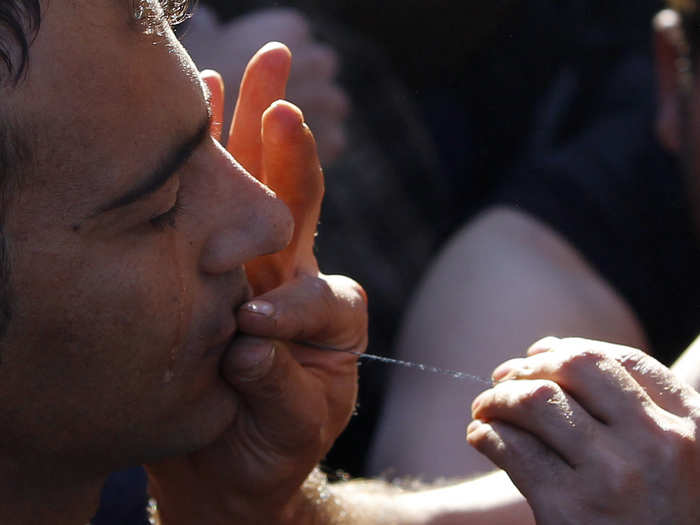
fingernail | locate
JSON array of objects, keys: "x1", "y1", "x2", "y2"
[
  {"x1": 229, "y1": 340, "x2": 276, "y2": 381},
  {"x1": 492, "y1": 363, "x2": 513, "y2": 382},
  {"x1": 241, "y1": 300, "x2": 275, "y2": 317},
  {"x1": 527, "y1": 336, "x2": 560, "y2": 355},
  {"x1": 471, "y1": 394, "x2": 484, "y2": 415},
  {"x1": 466, "y1": 419, "x2": 483, "y2": 436}
]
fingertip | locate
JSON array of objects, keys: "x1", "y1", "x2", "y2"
[
  {"x1": 253, "y1": 42, "x2": 292, "y2": 77},
  {"x1": 200, "y1": 68, "x2": 223, "y2": 84},
  {"x1": 236, "y1": 299, "x2": 279, "y2": 337},
  {"x1": 492, "y1": 359, "x2": 517, "y2": 383},
  {"x1": 471, "y1": 390, "x2": 488, "y2": 418},
  {"x1": 527, "y1": 336, "x2": 560, "y2": 356},
  {"x1": 259, "y1": 41, "x2": 292, "y2": 58},
  {"x1": 223, "y1": 336, "x2": 277, "y2": 383},
  {"x1": 466, "y1": 419, "x2": 490, "y2": 446},
  {"x1": 264, "y1": 100, "x2": 305, "y2": 128},
  {"x1": 262, "y1": 100, "x2": 315, "y2": 151},
  {"x1": 240, "y1": 299, "x2": 276, "y2": 318}
]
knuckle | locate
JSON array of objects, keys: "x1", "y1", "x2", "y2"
[
  {"x1": 557, "y1": 349, "x2": 607, "y2": 379},
  {"x1": 658, "y1": 419, "x2": 697, "y2": 466},
  {"x1": 616, "y1": 347, "x2": 656, "y2": 375},
  {"x1": 520, "y1": 380, "x2": 562, "y2": 409},
  {"x1": 253, "y1": 351, "x2": 291, "y2": 400}
]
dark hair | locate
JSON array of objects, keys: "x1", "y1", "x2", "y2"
[
  {"x1": 0, "y1": 1, "x2": 196, "y2": 343},
  {"x1": 0, "y1": 1, "x2": 198, "y2": 84},
  {"x1": 0, "y1": 0, "x2": 40, "y2": 84},
  {"x1": 0, "y1": 1, "x2": 41, "y2": 342}
]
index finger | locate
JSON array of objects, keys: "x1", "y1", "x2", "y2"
[
  {"x1": 227, "y1": 42, "x2": 291, "y2": 181},
  {"x1": 496, "y1": 338, "x2": 693, "y2": 420}
]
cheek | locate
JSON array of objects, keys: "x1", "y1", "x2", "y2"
[{"x1": 6, "y1": 234, "x2": 192, "y2": 392}]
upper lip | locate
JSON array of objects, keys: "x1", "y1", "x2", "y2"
[{"x1": 205, "y1": 279, "x2": 252, "y2": 356}]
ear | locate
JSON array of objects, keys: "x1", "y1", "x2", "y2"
[
  {"x1": 654, "y1": 10, "x2": 689, "y2": 153},
  {"x1": 199, "y1": 69, "x2": 225, "y2": 143}
]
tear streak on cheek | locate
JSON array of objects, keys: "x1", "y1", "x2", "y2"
[{"x1": 163, "y1": 233, "x2": 188, "y2": 384}]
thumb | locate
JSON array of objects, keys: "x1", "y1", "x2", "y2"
[{"x1": 221, "y1": 336, "x2": 327, "y2": 454}]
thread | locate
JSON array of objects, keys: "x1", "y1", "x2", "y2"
[
  {"x1": 302, "y1": 341, "x2": 492, "y2": 386},
  {"x1": 356, "y1": 352, "x2": 492, "y2": 385}
]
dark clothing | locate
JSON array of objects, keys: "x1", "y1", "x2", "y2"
[
  {"x1": 497, "y1": 53, "x2": 700, "y2": 365},
  {"x1": 91, "y1": 468, "x2": 148, "y2": 524}
]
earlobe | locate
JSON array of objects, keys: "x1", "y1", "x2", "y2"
[
  {"x1": 653, "y1": 10, "x2": 689, "y2": 153},
  {"x1": 199, "y1": 69, "x2": 225, "y2": 143}
]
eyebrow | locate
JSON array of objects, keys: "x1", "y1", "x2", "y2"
[{"x1": 96, "y1": 106, "x2": 212, "y2": 215}]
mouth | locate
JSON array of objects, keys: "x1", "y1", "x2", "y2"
[{"x1": 203, "y1": 276, "x2": 252, "y2": 359}]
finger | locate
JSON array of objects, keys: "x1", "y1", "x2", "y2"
[
  {"x1": 199, "y1": 69, "x2": 224, "y2": 143},
  {"x1": 467, "y1": 418, "x2": 571, "y2": 513},
  {"x1": 611, "y1": 345, "x2": 695, "y2": 416},
  {"x1": 221, "y1": 335, "x2": 357, "y2": 455},
  {"x1": 228, "y1": 42, "x2": 291, "y2": 181},
  {"x1": 492, "y1": 346, "x2": 650, "y2": 424},
  {"x1": 262, "y1": 101, "x2": 322, "y2": 269},
  {"x1": 237, "y1": 273, "x2": 368, "y2": 354},
  {"x1": 471, "y1": 379, "x2": 599, "y2": 467},
  {"x1": 526, "y1": 336, "x2": 561, "y2": 356},
  {"x1": 501, "y1": 338, "x2": 692, "y2": 420},
  {"x1": 245, "y1": 100, "x2": 323, "y2": 292},
  {"x1": 221, "y1": 336, "x2": 326, "y2": 455}
]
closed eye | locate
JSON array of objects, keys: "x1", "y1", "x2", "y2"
[{"x1": 149, "y1": 193, "x2": 182, "y2": 231}]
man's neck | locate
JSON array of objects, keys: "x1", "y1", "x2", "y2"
[{"x1": 0, "y1": 455, "x2": 104, "y2": 525}]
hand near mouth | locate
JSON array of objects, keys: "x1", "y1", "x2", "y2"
[{"x1": 146, "y1": 43, "x2": 367, "y2": 525}]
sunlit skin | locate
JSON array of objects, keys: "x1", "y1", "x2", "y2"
[
  {"x1": 464, "y1": 9, "x2": 700, "y2": 524},
  {"x1": 0, "y1": 1, "x2": 365, "y2": 523}
]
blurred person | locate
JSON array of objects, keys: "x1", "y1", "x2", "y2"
[
  {"x1": 370, "y1": 0, "x2": 700, "y2": 479},
  {"x1": 179, "y1": 5, "x2": 348, "y2": 164},
  {"x1": 192, "y1": 1, "x2": 700, "y2": 484},
  {"x1": 465, "y1": 4, "x2": 700, "y2": 523}
]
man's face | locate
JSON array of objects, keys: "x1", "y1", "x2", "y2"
[{"x1": 0, "y1": 1, "x2": 292, "y2": 473}]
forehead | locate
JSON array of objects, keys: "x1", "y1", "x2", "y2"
[{"x1": 10, "y1": 0, "x2": 205, "y2": 207}]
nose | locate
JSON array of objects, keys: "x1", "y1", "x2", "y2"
[{"x1": 199, "y1": 145, "x2": 293, "y2": 275}]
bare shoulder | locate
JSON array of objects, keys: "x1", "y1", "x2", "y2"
[{"x1": 404, "y1": 205, "x2": 650, "y2": 358}]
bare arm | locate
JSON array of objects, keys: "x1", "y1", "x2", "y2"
[
  {"x1": 370, "y1": 206, "x2": 648, "y2": 479},
  {"x1": 671, "y1": 335, "x2": 700, "y2": 389},
  {"x1": 256, "y1": 468, "x2": 532, "y2": 525}
]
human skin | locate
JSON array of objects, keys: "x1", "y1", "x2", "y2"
[
  {"x1": 464, "y1": 13, "x2": 700, "y2": 522},
  {"x1": 469, "y1": 336, "x2": 700, "y2": 524},
  {"x1": 146, "y1": 44, "x2": 366, "y2": 524},
  {"x1": 180, "y1": 6, "x2": 349, "y2": 164},
  {"x1": 0, "y1": 1, "x2": 365, "y2": 523},
  {"x1": 369, "y1": 205, "x2": 648, "y2": 479}
]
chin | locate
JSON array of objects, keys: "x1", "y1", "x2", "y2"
[{"x1": 165, "y1": 377, "x2": 240, "y2": 457}]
